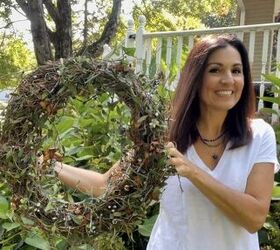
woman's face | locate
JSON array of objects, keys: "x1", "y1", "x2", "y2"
[{"x1": 200, "y1": 45, "x2": 244, "y2": 114}]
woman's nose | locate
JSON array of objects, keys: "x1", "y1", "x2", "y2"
[{"x1": 221, "y1": 72, "x2": 234, "y2": 84}]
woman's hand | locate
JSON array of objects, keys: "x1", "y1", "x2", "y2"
[
  {"x1": 166, "y1": 142, "x2": 197, "y2": 179},
  {"x1": 36, "y1": 149, "x2": 63, "y2": 173}
]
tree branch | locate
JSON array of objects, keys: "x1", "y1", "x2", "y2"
[
  {"x1": 42, "y1": 0, "x2": 61, "y2": 24},
  {"x1": 82, "y1": 0, "x2": 89, "y2": 48},
  {"x1": 78, "y1": 0, "x2": 122, "y2": 57},
  {"x1": 16, "y1": 0, "x2": 30, "y2": 17},
  {"x1": 0, "y1": 19, "x2": 28, "y2": 29}
]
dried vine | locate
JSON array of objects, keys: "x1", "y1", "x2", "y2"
[{"x1": 0, "y1": 57, "x2": 172, "y2": 244}]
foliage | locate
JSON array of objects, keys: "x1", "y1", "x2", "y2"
[
  {"x1": 132, "y1": 0, "x2": 237, "y2": 31},
  {"x1": 42, "y1": 93, "x2": 131, "y2": 171},
  {"x1": 0, "y1": 35, "x2": 35, "y2": 88},
  {"x1": 0, "y1": 0, "x2": 13, "y2": 22},
  {"x1": 258, "y1": 73, "x2": 280, "y2": 250},
  {"x1": 0, "y1": 57, "x2": 173, "y2": 248},
  {"x1": 72, "y1": 0, "x2": 120, "y2": 51},
  {"x1": 202, "y1": 7, "x2": 238, "y2": 28}
]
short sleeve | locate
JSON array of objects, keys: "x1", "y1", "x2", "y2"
[{"x1": 254, "y1": 121, "x2": 279, "y2": 173}]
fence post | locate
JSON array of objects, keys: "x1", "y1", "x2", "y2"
[
  {"x1": 125, "y1": 19, "x2": 135, "y2": 48},
  {"x1": 272, "y1": 29, "x2": 280, "y2": 124},
  {"x1": 135, "y1": 15, "x2": 146, "y2": 73}
]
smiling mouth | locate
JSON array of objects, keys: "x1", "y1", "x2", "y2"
[{"x1": 216, "y1": 90, "x2": 233, "y2": 96}]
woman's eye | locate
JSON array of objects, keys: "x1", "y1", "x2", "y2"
[
  {"x1": 209, "y1": 68, "x2": 219, "y2": 73},
  {"x1": 232, "y1": 69, "x2": 242, "y2": 74}
]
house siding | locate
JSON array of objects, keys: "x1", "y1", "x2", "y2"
[{"x1": 241, "y1": 0, "x2": 275, "y2": 81}]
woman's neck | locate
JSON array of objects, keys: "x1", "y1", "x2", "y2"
[{"x1": 197, "y1": 112, "x2": 227, "y2": 139}]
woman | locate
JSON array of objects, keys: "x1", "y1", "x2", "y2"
[{"x1": 50, "y1": 35, "x2": 279, "y2": 249}]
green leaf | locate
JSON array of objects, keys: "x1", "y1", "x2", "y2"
[
  {"x1": 25, "y1": 233, "x2": 51, "y2": 250},
  {"x1": 2, "y1": 244, "x2": 17, "y2": 250},
  {"x1": 75, "y1": 155, "x2": 94, "y2": 161},
  {"x1": 21, "y1": 216, "x2": 35, "y2": 225},
  {"x1": 260, "y1": 96, "x2": 280, "y2": 105},
  {"x1": 138, "y1": 214, "x2": 158, "y2": 237},
  {"x1": 122, "y1": 47, "x2": 136, "y2": 57},
  {"x1": 272, "y1": 186, "x2": 280, "y2": 199},
  {"x1": 0, "y1": 195, "x2": 9, "y2": 219},
  {"x1": 55, "y1": 238, "x2": 69, "y2": 250},
  {"x1": 74, "y1": 244, "x2": 93, "y2": 250},
  {"x1": 58, "y1": 127, "x2": 76, "y2": 140},
  {"x1": 137, "y1": 115, "x2": 148, "y2": 124},
  {"x1": 2, "y1": 222, "x2": 20, "y2": 231},
  {"x1": 79, "y1": 118, "x2": 93, "y2": 128},
  {"x1": 259, "y1": 107, "x2": 279, "y2": 116},
  {"x1": 264, "y1": 74, "x2": 280, "y2": 88},
  {"x1": 55, "y1": 116, "x2": 75, "y2": 133},
  {"x1": 70, "y1": 214, "x2": 83, "y2": 225},
  {"x1": 44, "y1": 202, "x2": 54, "y2": 212}
]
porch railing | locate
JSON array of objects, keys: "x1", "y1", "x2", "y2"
[{"x1": 103, "y1": 16, "x2": 280, "y2": 123}]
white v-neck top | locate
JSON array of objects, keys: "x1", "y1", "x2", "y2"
[{"x1": 147, "y1": 119, "x2": 279, "y2": 250}]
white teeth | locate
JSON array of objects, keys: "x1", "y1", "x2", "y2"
[{"x1": 216, "y1": 90, "x2": 232, "y2": 96}]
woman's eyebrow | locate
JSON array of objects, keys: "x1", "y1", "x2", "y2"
[{"x1": 206, "y1": 62, "x2": 242, "y2": 67}]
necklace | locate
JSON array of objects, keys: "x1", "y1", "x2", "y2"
[
  {"x1": 199, "y1": 130, "x2": 227, "y2": 142},
  {"x1": 203, "y1": 141, "x2": 225, "y2": 162},
  {"x1": 199, "y1": 135, "x2": 224, "y2": 147},
  {"x1": 196, "y1": 127, "x2": 227, "y2": 163},
  {"x1": 198, "y1": 135, "x2": 227, "y2": 162},
  {"x1": 197, "y1": 128, "x2": 226, "y2": 148}
]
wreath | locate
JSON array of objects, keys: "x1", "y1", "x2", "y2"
[{"x1": 0, "y1": 57, "x2": 172, "y2": 245}]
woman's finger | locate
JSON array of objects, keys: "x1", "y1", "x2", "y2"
[
  {"x1": 167, "y1": 146, "x2": 183, "y2": 159},
  {"x1": 165, "y1": 141, "x2": 175, "y2": 149}
]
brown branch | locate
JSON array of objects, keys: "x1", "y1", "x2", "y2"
[
  {"x1": 77, "y1": 0, "x2": 122, "y2": 58},
  {"x1": 16, "y1": 0, "x2": 30, "y2": 17},
  {"x1": 42, "y1": 0, "x2": 61, "y2": 24},
  {"x1": 82, "y1": 0, "x2": 89, "y2": 48},
  {"x1": 0, "y1": 19, "x2": 28, "y2": 29}
]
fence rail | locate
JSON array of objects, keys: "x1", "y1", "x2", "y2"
[{"x1": 102, "y1": 16, "x2": 280, "y2": 123}]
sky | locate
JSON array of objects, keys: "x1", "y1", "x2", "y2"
[{"x1": 6, "y1": 0, "x2": 139, "y2": 48}]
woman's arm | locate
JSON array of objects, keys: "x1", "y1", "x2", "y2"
[
  {"x1": 54, "y1": 160, "x2": 120, "y2": 197},
  {"x1": 167, "y1": 143, "x2": 274, "y2": 233}
]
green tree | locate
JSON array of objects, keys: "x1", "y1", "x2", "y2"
[
  {"x1": 132, "y1": 0, "x2": 237, "y2": 31},
  {"x1": 0, "y1": 0, "x2": 122, "y2": 65},
  {"x1": 0, "y1": 35, "x2": 35, "y2": 88}
]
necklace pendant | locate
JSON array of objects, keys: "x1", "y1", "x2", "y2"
[{"x1": 212, "y1": 154, "x2": 218, "y2": 160}]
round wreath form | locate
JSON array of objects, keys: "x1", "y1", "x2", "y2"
[{"x1": 0, "y1": 57, "x2": 173, "y2": 244}]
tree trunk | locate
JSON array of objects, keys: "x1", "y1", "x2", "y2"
[
  {"x1": 43, "y1": 0, "x2": 72, "y2": 59},
  {"x1": 82, "y1": 0, "x2": 89, "y2": 48},
  {"x1": 15, "y1": 0, "x2": 121, "y2": 64},
  {"x1": 16, "y1": 0, "x2": 53, "y2": 65}
]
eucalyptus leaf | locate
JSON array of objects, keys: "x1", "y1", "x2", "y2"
[
  {"x1": 0, "y1": 195, "x2": 9, "y2": 219},
  {"x1": 138, "y1": 214, "x2": 158, "y2": 237},
  {"x1": 25, "y1": 234, "x2": 50, "y2": 250},
  {"x1": 21, "y1": 216, "x2": 34, "y2": 225},
  {"x1": 2, "y1": 222, "x2": 20, "y2": 231}
]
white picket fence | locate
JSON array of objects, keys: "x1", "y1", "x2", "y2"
[{"x1": 103, "y1": 16, "x2": 280, "y2": 123}]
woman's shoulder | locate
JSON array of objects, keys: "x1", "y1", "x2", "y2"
[
  {"x1": 248, "y1": 118, "x2": 277, "y2": 148},
  {"x1": 249, "y1": 118, "x2": 274, "y2": 134}
]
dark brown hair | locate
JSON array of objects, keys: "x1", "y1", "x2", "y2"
[{"x1": 169, "y1": 34, "x2": 256, "y2": 153}]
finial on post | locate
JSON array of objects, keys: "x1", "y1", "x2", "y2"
[
  {"x1": 138, "y1": 15, "x2": 146, "y2": 28},
  {"x1": 125, "y1": 19, "x2": 135, "y2": 48},
  {"x1": 135, "y1": 15, "x2": 146, "y2": 73}
]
